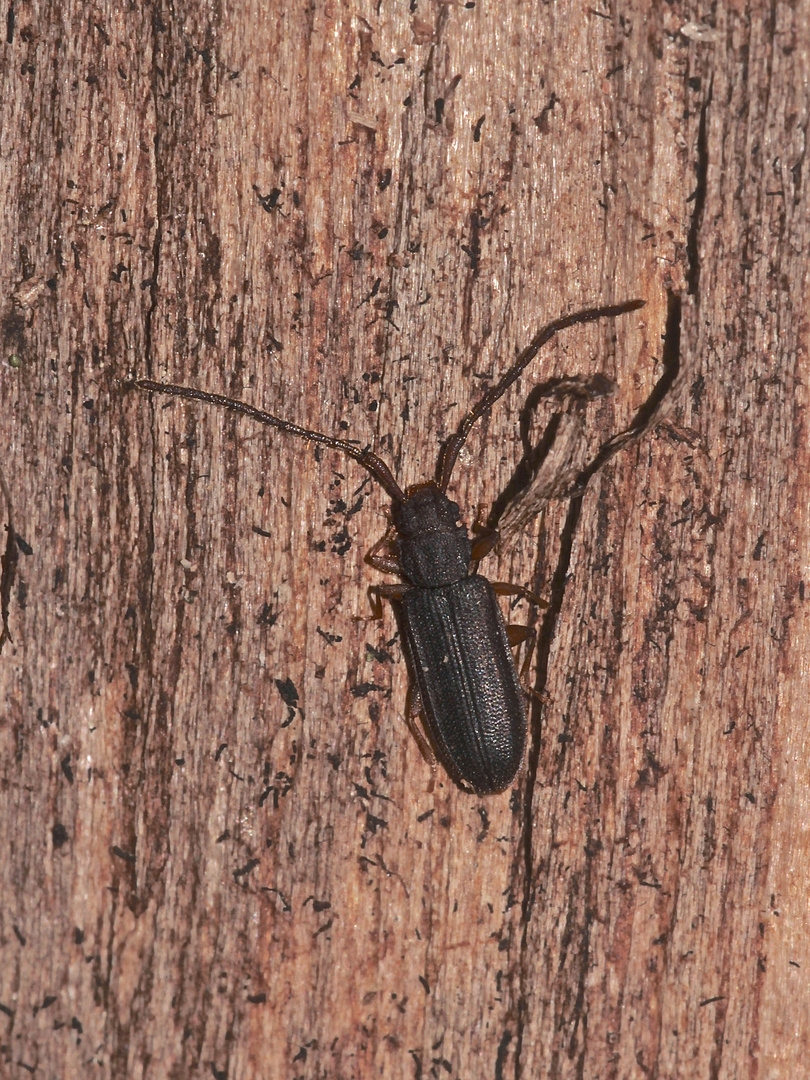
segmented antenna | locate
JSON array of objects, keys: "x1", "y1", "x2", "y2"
[
  {"x1": 436, "y1": 299, "x2": 645, "y2": 492},
  {"x1": 135, "y1": 298, "x2": 644, "y2": 505},
  {"x1": 134, "y1": 379, "x2": 406, "y2": 503}
]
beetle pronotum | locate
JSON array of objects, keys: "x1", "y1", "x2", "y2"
[{"x1": 136, "y1": 298, "x2": 644, "y2": 794}]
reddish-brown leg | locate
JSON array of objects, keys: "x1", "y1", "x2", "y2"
[
  {"x1": 492, "y1": 580, "x2": 549, "y2": 609},
  {"x1": 507, "y1": 624, "x2": 539, "y2": 684},
  {"x1": 367, "y1": 582, "x2": 409, "y2": 621},
  {"x1": 365, "y1": 530, "x2": 402, "y2": 575},
  {"x1": 507, "y1": 624, "x2": 532, "y2": 647},
  {"x1": 470, "y1": 527, "x2": 500, "y2": 563}
]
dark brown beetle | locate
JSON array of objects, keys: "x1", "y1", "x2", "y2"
[{"x1": 136, "y1": 298, "x2": 644, "y2": 794}]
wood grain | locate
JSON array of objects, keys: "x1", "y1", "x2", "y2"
[{"x1": 1, "y1": 1, "x2": 807, "y2": 1077}]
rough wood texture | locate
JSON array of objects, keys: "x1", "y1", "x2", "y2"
[{"x1": 1, "y1": 2, "x2": 806, "y2": 1077}]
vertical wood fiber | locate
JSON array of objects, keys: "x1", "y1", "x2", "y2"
[{"x1": 1, "y1": 2, "x2": 806, "y2": 1077}]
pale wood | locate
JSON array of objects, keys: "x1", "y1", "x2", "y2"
[{"x1": 1, "y1": 2, "x2": 807, "y2": 1077}]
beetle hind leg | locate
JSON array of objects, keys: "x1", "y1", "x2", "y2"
[
  {"x1": 505, "y1": 623, "x2": 544, "y2": 697},
  {"x1": 404, "y1": 684, "x2": 437, "y2": 792},
  {"x1": 496, "y1": 582, "x2": 544, "y2": 691}
]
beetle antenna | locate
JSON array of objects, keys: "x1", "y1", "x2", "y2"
[
  {"x1": 436, "y1": 298, "x2": 646, "y2": 492},
  {"x1": 133, "y1": 379, "x2": 407, "y2": 504}
]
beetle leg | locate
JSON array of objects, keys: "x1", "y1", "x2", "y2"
[
  {"x1": 505, "y1": 624, "x2": 540, "y2": 689},
  {"x1": 367, "y1": 582, "x2": 408, "y2": 620},
  {"x1": 404, "y1": 683, "x2": 437, "y2": 791},
  {"x1": 365, "y1": 530, "x2": 402, "y2": 575},
  {"x1": 367, "y1": 586, "x2": 385, "y2": 621},
  {"x1": 371, "y1": 582, "x2": 409, "y2": 601},
  {"x1": 470, "y1": 527, "x2": 500, "y2": 563},
  {"x1": 506, "y1": 624, "x2": 531, "y2": 647},
  {"x1": 491, "y1": 580, "x2": 549, "y2": 609}
]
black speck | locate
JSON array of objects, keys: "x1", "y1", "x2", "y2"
[
  {"x1": 254, "y1": 185, "x2": 283, "y2": 213},
  {"x1": 364, "y1": 812, "x2": 388, "y2": 837},
  {"x1": 351, "y1": 682, "x2": 388, "y2": 698},
  {"x1": 331, "y1": 525, "x2": 352, "y2": 556},
  {"x1": 233, "y1": 858, "x2": 260, "y2": 880},
  {"x1": 275, "y1": 677, "x2": 299, "y2": 708},
  {"x1": 365, "y1": 642, "x2": 394, "y2": 664},
  {"x1": 257, "y1": 602, "x2": 279, "y2": 628},
  {"x1": 111, "y1": 845, "x2": 136, "y2": 863}
]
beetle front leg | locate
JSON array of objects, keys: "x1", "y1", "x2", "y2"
[
  {"x1": 366, "y1": 530, "x2": 407, "y2": 618},
  {"x1": 365, "y1": 530, "x2": 401, "y2": 575}
]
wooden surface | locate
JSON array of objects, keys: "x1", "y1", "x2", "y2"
[{"x1": 1, "y1": 2, "x2": 807, "y2": 1077}]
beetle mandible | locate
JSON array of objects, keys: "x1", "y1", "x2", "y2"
[{"x1": 135, "y1": 298, "x2": 644, "y2": 795}]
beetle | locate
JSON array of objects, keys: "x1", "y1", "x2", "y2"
[{"x1": 135, "y1": 297, "x2": 644, "y2": 794}]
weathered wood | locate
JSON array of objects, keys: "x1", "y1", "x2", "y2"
[{"x1": 1, "y1": 2, "x2": 806, "y2": 1077}]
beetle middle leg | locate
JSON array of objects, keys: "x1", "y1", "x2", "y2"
[
  {"x1": 471, "y1": 525, "x2": 548, "y2": 609},
  {"x1": 367, "y1": 580, "x2": 408, "y2": 620},
  {"x1": 491, "y1": 579, "x2": 548, "y2": 610},
  {"x1": 404, "y1": 683, "x2": 437, "y2": 788}
]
